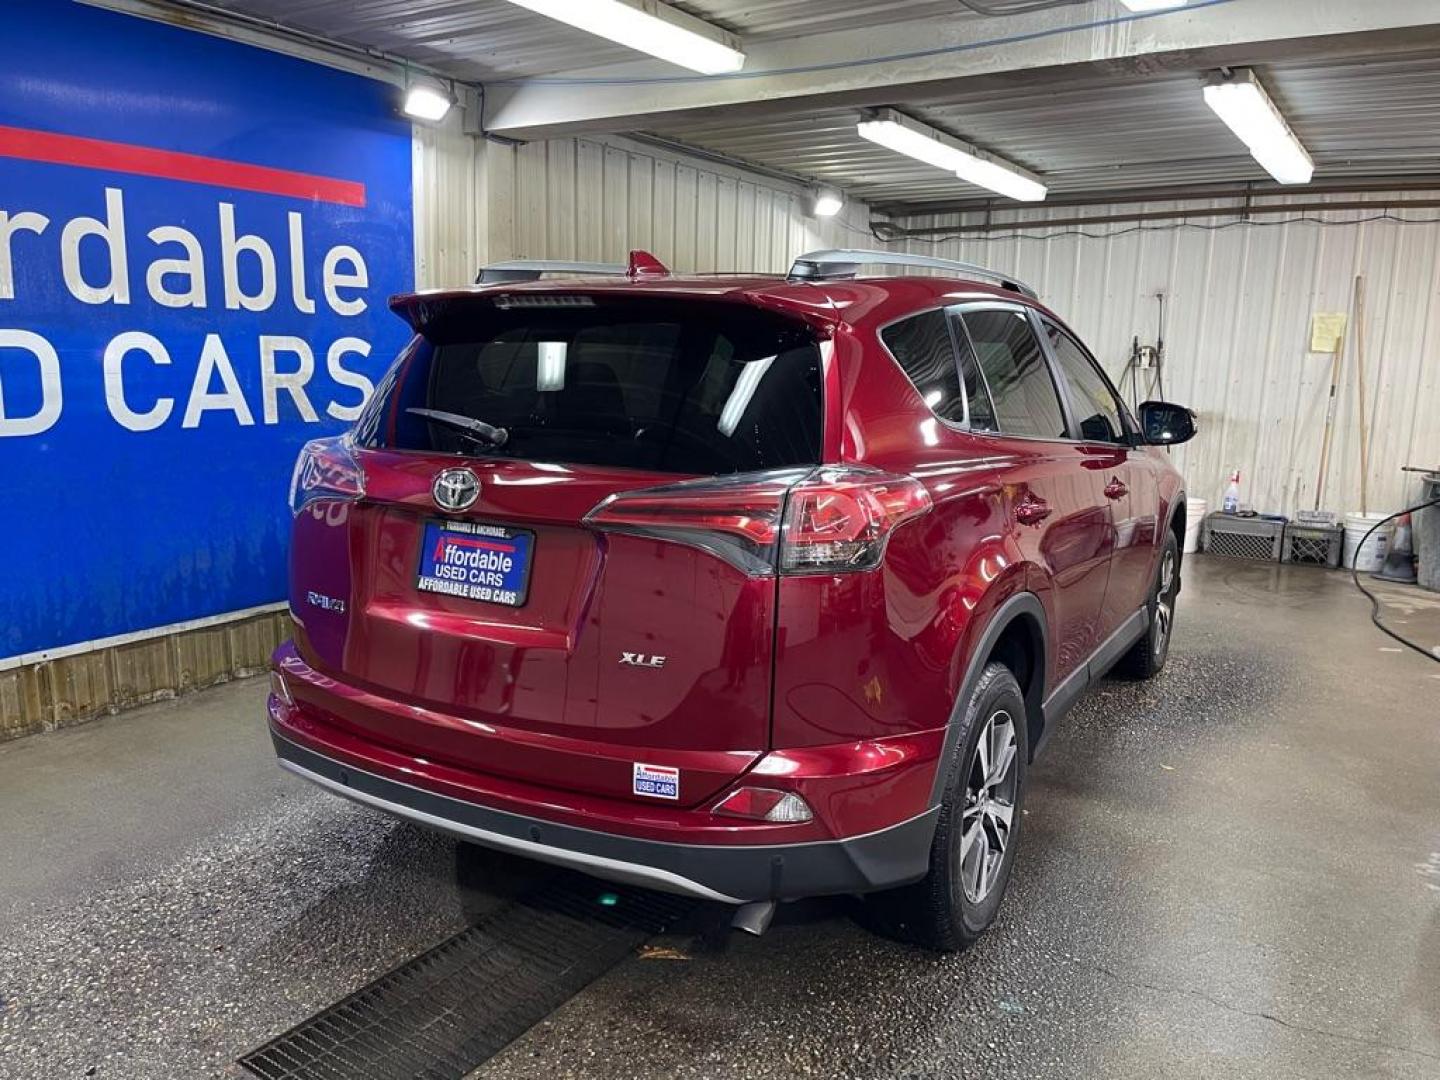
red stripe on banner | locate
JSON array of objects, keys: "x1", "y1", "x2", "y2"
[{"x1": 0, "y1": 124, "x2": 367, "y2": 207}]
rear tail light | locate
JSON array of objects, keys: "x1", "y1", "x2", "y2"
[
  {"x1": 585, "y1": 469, "x2": 806, "y2": 575},
  {"x1": 781, "y1": 468, "x2": 932, "y2": 574},
  {"x1": 269, "y1": 668, "x2": 294, "y2": 707},
  {"x1": 289, "y1": 436, "x2": 365, "y2": 515},
  {"x1": 712, "y1": 787, "x2": 814, "y2": 823},
  {"x1": 585, "y1": 467, "x2": 930, "y2": 576}
]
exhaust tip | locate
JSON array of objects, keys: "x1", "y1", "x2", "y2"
[{"x1": 730, "y1": 900, "x2": 777, "y2": 936}]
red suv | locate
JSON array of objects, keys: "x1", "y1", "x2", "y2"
[{"x1": 269, "y1": 249, "x2": 1194, "y2": 951}]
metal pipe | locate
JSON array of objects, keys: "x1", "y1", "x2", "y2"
[
  {"x1": 875, "y1": 177, "x2": 1440, "y2": 218},
  {"x1": 878, "y1": 198, "x2": 1440, "y2": 237}
]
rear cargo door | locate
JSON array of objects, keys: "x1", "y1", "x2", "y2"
[{"x1": 290, "y1": 295, "x2": 824, "y2": 809}]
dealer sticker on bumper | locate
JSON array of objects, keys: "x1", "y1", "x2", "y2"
[{"x1": 633, "y1": 762, "x2": 679, "y2": 800}]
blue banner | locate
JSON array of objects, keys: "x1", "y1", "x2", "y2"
[{"x1": 0, "y1": 0, "x2": 414, "y2": 657}]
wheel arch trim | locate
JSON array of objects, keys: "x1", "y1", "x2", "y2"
[{"x1": 927, "y1": 590, "x2": 1048, "y2": 807}]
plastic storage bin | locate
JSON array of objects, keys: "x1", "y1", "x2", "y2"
[{"x1": 1201, "y1": 512, "x2": 1285, "y2": 562}]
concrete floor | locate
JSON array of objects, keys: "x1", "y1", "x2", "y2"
[{"x1": 2, "y1": 557, "x2": 1438, "y2": 1080}]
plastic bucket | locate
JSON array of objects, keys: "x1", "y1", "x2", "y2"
[
  {"x1": 1343, "y1": 512, "x2": 1390, "y2": 572},
  {"x1": 1183, "y1": 498, "x2": 1207, "y2": 554}
]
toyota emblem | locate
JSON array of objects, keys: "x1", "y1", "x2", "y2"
[{"x1": 432, "y1": 468, "x2": 480, "y2": 512}]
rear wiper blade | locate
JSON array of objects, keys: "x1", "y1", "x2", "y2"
[{"x1": 407, "y1": 408, "x2": 509, "y2": 447}]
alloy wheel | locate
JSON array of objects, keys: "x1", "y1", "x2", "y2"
[
  {"x1": 959, "y1": 709, "x2": 1019, "y2": 904},
  {"x1": 1154, "y1": 549, "x2": 1177, "y2": 657}
]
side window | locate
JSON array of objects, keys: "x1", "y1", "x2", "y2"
[
  {"x1": 958, "y1": 308, "x2": 1067, "y2": 439},
  {"x1": 879, "y1": 309, "x2": 965, "y2": 423},
  {"x1": 1042, "y1": 320, "x2": 1129, "y2": 445},
  {"x1": 949, "y1": 311, "x2": 997, "y2": 432}
]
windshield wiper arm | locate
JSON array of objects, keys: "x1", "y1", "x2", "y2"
[{"x1": 407, "y1": 408, "x2": 509, "y2": 447}]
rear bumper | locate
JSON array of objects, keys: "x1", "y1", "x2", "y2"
[{"x1": 273, "y1": 731, "x2": 938, "y2": 903}]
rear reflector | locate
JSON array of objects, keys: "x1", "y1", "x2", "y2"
[
  {"x1": 712, "y1": 787, "x2": 814, "y2": 823},
  {"x1": 585, "y1": 466, "x2": 930, "y2": 576}
]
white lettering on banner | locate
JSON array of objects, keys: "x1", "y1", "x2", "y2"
[
  {"x1": 219, "y1": 201, "x2": 276, "y2": 312},
  {"x1": 183, "y1": 334, "x2": 254, "y2": 428},
  {"x1": 0, "y1": 211, "x2": 49, "y2": 300},
  {"x1": 287, "y1": 212, "x2": 316, "y2": 315},
  {"x1": 325, "y1": 337, "x2": 373, "y2": 421},
  {"x1": 259, "y1": 335, "x2": 318, "y2": 424},
  {"x1": 146, "y1": 225, "x2": 207, "y2": 309},
  {"x1": 104, "y1": 331, "x2": 173, "y2": 431},
  {"x1": 60, "y1": 187, "x2": 129, "y2": 305},
  {"x1": 0, "y1": 329, "x2": 63, "y2": 436},
  {"x1": 0, "y1": 184, "x2": 388, "y2": 436},
  {"x1": 322, "y1": 245, "x2": 367, "y2": 316}
]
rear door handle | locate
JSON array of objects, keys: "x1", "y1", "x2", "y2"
[
  {"x1": 1014, "y1": 497, "x2": 1052, "y2": 525},
  {"x1": 1104, "y1": 478, "x2": 1128, "y2": 500}
]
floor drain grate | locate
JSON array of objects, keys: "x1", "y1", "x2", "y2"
[{"x1": 238, "y1": 873, "x2": 695, "y2": 1080}]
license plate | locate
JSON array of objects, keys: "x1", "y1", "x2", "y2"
[{"x1": 416, "y1": 520, "x2": 534, "y2": 607}]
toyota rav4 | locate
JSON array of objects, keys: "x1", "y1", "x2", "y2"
[{"x1": 268, "y1": 248, "x2": 1195, "y2": 951}]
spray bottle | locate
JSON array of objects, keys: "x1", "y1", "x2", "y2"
[{"x1": 1222, "y1": 470, "x2": 1241, "y2": 514}]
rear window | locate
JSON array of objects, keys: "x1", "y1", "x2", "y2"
[{"x1": 357, "y1": 297, "x2": 823, "y2": 475}]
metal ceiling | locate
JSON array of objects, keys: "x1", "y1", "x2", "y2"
[
  {"x1": 143, "y1": 0, "x2": 1440, "y2": 208},
  {"x1": 640, "y1": 52, "x2": 1440, "y2": 212},
  {"x1": 192, "y1": 0, "x2": 974, "y2": 81}
]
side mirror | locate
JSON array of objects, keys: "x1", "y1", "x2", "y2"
[{"x1": 1137, "y1": 400, "x2": 1197, "y2": 446}]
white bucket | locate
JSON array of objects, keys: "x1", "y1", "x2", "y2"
[
  {"x1": 1183, "y1": 498, "x2": 1207, "y2": 554},
  {"x1": 1343, "y1": 512, "x2": 1390, "y2": 572}
]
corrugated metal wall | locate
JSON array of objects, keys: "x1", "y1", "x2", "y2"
[
  {"x1": 466, "y1": 133, "x2": 873, "y2": 277},
  {"x1": 891, "y1": 194, "x2": 1440, "y2": 517}
]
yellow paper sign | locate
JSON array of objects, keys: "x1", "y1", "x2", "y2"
[{"x1": 1310, "y1": 312, "x2": 1347, "y2": 353}]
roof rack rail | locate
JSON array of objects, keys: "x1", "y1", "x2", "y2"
[
  {"x1": 786, "y1": 248, "x2": 1038, "y2": 299},
  {"x1": 476, "y1": 250, "x2": 670, "y2": 285}
]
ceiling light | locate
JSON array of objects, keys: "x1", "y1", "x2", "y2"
[
  {"x1": 856, "y1": 109, "x2": 1047, "y2": 203},
  {"x1": 402, "y1": 80, "x2": 454, "y2": 122},
  {"x1": 811, "y1": 187, "x2": 844, "y2": 217},
  {"x1": 1203, "y1": 68, "x2": 1314, "y2": 185},
  {"x1": 1117, "y1": 0, "x2": 1189, "y2": 10},
  {"x1": 501, "y1": 0, "x2": 745, "y2": 75}
]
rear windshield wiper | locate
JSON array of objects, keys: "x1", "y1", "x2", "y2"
[{"x1": 407, "y1": 407, "x2": 509, "y2": 448}]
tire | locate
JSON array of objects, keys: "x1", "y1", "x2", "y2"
[
  {"x1": 863, "y1": 662, "x2": 1028, "y2": 953},
  {"x1": 1113, "y1": 530, "x2": 1181, "y2": 680}
]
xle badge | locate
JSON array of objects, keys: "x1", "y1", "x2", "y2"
[
  {"x1": 633, "y1": 763, "x2": 679, "y2": 800},
  {"x1": 619, "y1": 652, "x2": 666, "y2": 668}
]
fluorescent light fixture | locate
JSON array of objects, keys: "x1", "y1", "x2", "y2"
[
  {"x1": 1203, "y1": 68, "x2": 1314, "y2": 185},
  {"x1": 856, "y1": 108, "x2": 1047, "y2": 202},
  {"x1": 811, "y1": 186, "x2": 844, "y2": 217},
  {"x1": 501, "y1": 0, "x2": 745, "y2": 74},
  {"x1": 536, "y1": 341, "x2": 567, "y2": 391},
  {"x1": 1118, "y1": 0, "x2": 1189, "y2": 10},
  {"x1": 403, "y1": 80, "x2": 454, "y2": 122}
]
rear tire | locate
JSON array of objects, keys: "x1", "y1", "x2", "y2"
[
  {"x1": 864, "y1": 662, "x2": 1028, "y2": 953},
  {"x1": 1113, "y1": 531, "x2": 1180, "y2": 680}
]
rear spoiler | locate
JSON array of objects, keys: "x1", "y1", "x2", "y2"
[
  {"x1": 475, "y1": 250, "x2": 670, "y2": 284},
  {"x1": 389, "y1": 250, "x2": 671, "y2": 332}
]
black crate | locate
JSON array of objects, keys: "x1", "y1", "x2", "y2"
[{"x1": 1282, "y1": 523, "x2": 1343, "y2": 567}]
